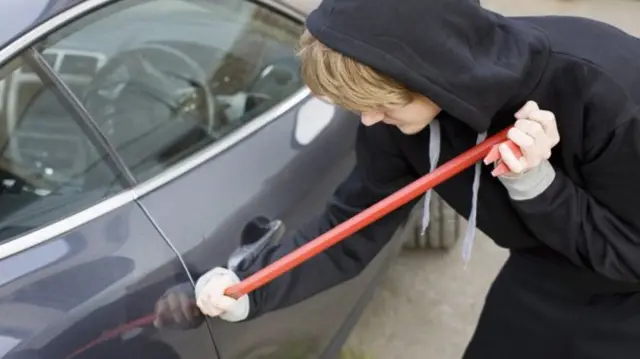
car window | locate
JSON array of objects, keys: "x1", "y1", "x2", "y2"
[
  {"x1": 0, "y1": 55, "x2": 125, "y2": 244},
  {"x1": 37, "y1": 0, "x2": 305, "y2": 182}
]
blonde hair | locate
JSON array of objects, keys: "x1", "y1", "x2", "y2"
[{"x1": 296, "y1": 29, "x2": 413, "y2": 113}]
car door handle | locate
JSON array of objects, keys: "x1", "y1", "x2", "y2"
[{"x1": 227, "y1": 216, "x2": 285, "y2": 272}]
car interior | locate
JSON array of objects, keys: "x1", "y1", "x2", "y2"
[{"x1": 0, "y1": 0, "x2": 305, "y2": 242}]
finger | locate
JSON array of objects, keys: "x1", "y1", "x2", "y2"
[
  {"x1": 491, "y1": 160, "x2": 512, "y2": 177},
  {"x1": 515, "y1": 101, "x2": 539, "y2": 119},
  {"x1": 514, "y1": 118, "x2": 545, "y2": 141},
  {"x1": 188, "y1": 297, "x2": 202, "y2": 317},
  {"x1": 512, "y1": 120, "x2": 549, "y2": 166},
  {"x1": 508, "y1": 126, "x2": 535, "y2": 149},
  {"x1": 155, "y1": 298, "x2": 166, "y2": 315},
  {"x1": 528, "y1": 110, "x2": 560, "y2": 146},
  {"x1": 507, "y1": 127, "x2": 536, "y2": 166},
  {"x1": 193, "y1": 304, "x2": 202, "y2": 317},
  {"x1": 499, "y1": 143, "x2": 526, "y2": 173},
  {"x1": 504, "y1": 140, "x2": 524, "y2": 159},
  {"x1": 179, "y1": 295, "x2": 195, "y2": 321},
  {"x1": 153, "y1": 299, "x2": 169, "y2": 328},
  {"x1": 483, "y1": 145, "x2": 500, "y2": 164},
  {"x1": 154, "y1": 300, "x2": 168, "y2": 328},
  {"x1": 527, "y1": 110, "x2": 553, "y2": 133},
  {"x1": 167, "y1": 294, "x2": 186, "y2": 324}
]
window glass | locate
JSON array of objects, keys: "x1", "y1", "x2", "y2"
[
  {"x1": 38, "y1": 0, "x2": 305, "y2": 182},
  {"x1": 0, "y1": 55, "x2": 125, "y2": 243}
]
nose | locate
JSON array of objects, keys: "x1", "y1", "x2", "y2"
[{"x1": 360, "y1": 112, "x2": 384, "y2": 126}]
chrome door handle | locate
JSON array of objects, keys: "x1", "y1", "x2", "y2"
[{"x1": 227, "y1": 217, "x2": 285, "y2": 272}]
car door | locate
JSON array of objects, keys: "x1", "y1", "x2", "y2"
[
  {"x1": 0, "y1": 45, "x2": 219, "y2": 359},
  {"x1": 29, "y1": 0, "x2": 407, "y2": 358}
]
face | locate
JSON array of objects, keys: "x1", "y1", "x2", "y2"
[{"x1": 360, "y1": 95, "x2": 441, "y2": 134}]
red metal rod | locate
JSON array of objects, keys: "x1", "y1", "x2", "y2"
[
  {"x1": 64, "y1": 127, "x2": 514, "y2": 359},
  {"x1": 225, "y1": 126, "x2": 513, "y2": 299}
]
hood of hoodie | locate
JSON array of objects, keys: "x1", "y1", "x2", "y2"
[{"x1": 305, "y1": 0, "x2": 550, "y2": 132}]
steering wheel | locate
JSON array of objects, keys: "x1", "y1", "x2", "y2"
[
  {"x1": 82, "y1": 43, "x2": 219, "y2": 137},
  {"x1": 243, "y1": 57, "x2": 301, "y2": 112}
]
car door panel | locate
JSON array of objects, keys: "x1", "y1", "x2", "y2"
[
  {"x1": 138, "y1": 95, "x2": 402, "y2": 358},
  {"x1": 0, "y1": 200, "x2": 219, "y2": 359}
]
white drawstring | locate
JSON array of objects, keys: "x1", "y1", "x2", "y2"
[
  {"x1": 421, "y1": 120, "x2": 441, "y2": 234},
  {"x1": 420, "y1": 123, "x2": 486, "y2": 267},
  {"x1": 461, "y1": 132, "x2": 487, "y2": 267}
]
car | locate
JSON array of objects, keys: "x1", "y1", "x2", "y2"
[{"x1": 0, "y1": 0, "x2": 460, "y2": 358}]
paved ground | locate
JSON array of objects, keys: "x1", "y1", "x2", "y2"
[{"x1": 343, "y1": 1, "x2": 640, "y2": 358}]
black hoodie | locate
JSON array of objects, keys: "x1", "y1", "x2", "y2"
[{"x1": 238, "y1": 0, "x2": 640, "y2": 319}]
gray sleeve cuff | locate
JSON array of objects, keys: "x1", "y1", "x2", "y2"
[{"x1": 497, "y1": 160, "x2": 556, "y2": 201}]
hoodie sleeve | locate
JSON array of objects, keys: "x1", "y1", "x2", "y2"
[
  {"x1": 506, "y1": 110, "x2": 640, "y2": 283},
  {"x1": 236, "y1": 123, "x2": 419, "y2": 319}
]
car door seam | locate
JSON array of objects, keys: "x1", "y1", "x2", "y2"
[{"x1": 132, "y1": 198, "x2": 223, "y2": 359}]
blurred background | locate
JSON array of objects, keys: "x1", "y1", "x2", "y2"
[{"x1": 343, "y1": 0, "x2": 640, "y2": 358}]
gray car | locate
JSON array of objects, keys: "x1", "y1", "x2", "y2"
[{"x1": 0, "y1": 0, "x2": 459, "y2": 358}]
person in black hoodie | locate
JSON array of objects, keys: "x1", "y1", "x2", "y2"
[{"x1": 194, "y1": 0, "x2": 640, "y2": 357}]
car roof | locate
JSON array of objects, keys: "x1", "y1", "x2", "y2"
[{"x1": 0, "y1": 0, "x2": 316, "y2": 52}]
